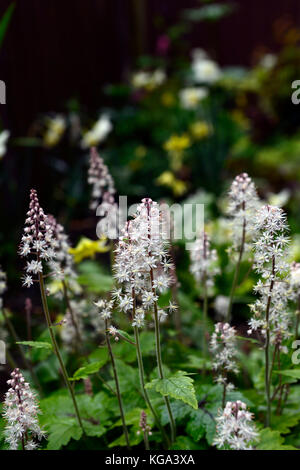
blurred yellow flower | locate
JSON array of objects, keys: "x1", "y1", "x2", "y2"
[
  {"x1": 43, "y1": 115, "x2": 66, "y2": 147},
  {"x1": 47, "y1": 279, "x2": 64, "y2": 295},
  {"x1": 69, "y1": 236, "x2": 109, "y2": 263},
  {"x1": 164, "y1": 134, "x2": 191, "y2": 153},
  {"x1": 189, "y1": 121, "x2": 211, "y2": 140},
  {"x1": 156, "y1": 171, "x2": 187, "y2": 196},
  {"x1": 161, "y1": 92, "x2": 175, "y2": 107}
]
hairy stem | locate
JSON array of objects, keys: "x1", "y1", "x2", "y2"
[
  {"x1": 38, "y1": 273, "x2": 84, "y2": 432},
  {"x1": 105, "y1": 318, "x2": 130, "y2": 450},
  {"x1": 62, "y1": 280, "x2": 81, "y2": 344},
  {"x1": 264, "y1": 256, "x2": 275, "y2": 427},
  {"x1": 2, "y1": 308, "x2": 42, "y2": 395},
  {"x1": 133, "y1": 325, "x2": 170, "y2": 447},
  {"x1": 151, "y1": 282, "x2": 176, "y2": 443}
]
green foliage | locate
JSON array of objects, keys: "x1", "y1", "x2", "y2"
[
  {"x1": 0, "y1": 3, "x2": 14, "y2": 48},
  {"x1": 146, "y1": 371, "x2": 198, "y2": 410},
  {"x1": 70, "y1": 360, "x2": 108, "y2": 381}
]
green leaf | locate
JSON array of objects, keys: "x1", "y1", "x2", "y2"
[
  {"x1": 70, "y1": 360, "x2": 108, "y2": 381},
  {"x1": 273, "y1": 369, "x2": 300, "y2": 379},
  {"x1": 257, "y1": 428, "x2": 298, "y2": 450},
  {"x1": 272, "y1": 414, "x2": 300, "y2": 434},
  {"x1": 46, "y1": 418, "x2": 83, "y2": 450},
  {"x1": 116, "y1": 329, "x2": 136, "y2": 345},
  {"x1": 0, "y1": 3, "x2": 15, "y2": 48},
  {"x1": 179, "y1": 355, "x2": 212, "y2": 370},
  {"x1": 16, "y1": 340, "x2": 52, "y2": 350},
  {"x1": 171, "y1": 436, "x2": 208, "y2": 450},
  {"x1": 145, "y1": 370, "x2": 198, "y2": 409}
]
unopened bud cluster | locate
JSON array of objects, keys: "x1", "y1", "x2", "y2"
[{"x1": 19, "y1": 189, "x2": 56, "y2": 288}]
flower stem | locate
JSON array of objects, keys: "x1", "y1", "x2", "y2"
[
  {"x1": 38, "y1": 272, "x2": 84, "y2": 432},
  {"x1": 133, "y1": 325, "x2": 170, "y2": 447},
  {"x1": 264, "y1": 256, "x2": 275, "y2": 427},
  {"x1": 143, "y1": 430, "x2": 150, "y2": 450},
  {"x1": 2, "y1": 308, "x2": 42, "y2": 395},
  {"x1": 226, "y1": 208, "x2": 246, "y2": 323},
  {"x1": 105, "y1": 318, "x2": 131, "y2": 450},
  {"x1": 151, "y1": 285, "x2": 176, "y2": 443}
]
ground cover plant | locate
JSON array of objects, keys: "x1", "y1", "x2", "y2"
[{"x1": 1, "y1": 149, "x2": 300, "y2": 450}]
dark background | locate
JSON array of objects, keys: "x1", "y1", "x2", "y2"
[{"x1": 0, "y1": 0, "x2": 300, "y2": 136}]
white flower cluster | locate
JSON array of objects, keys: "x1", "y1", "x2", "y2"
[
  {"x1": 191, "y1": 49, "x2": 221, "y2": 84},
  {"x1": 248, "y1": 205, "x2": 291, "y2": 344},
  {"x1": 190, "y1": 231, "x2": 219, "y2": 287},
  {"x1": 111, "y1": 198, "x2": 175, "y2": 328},
  {"x1": 179, "y1": 87, "x2": 208, "y2": 110},
  {"x1": 210, "y1": 322, "x2": 238, "y2": 390},
  {"x1": 227, "y1": 173, "x2": 259, "y2": 256},
  {"x1": 19, "y1": 189, "x2": 56, "y2": 288},
  {"x1": 214, "y1": 400, "x2": 258, "y2": 450},
  {"x1": 3, "y1": 368, "x2": 45, "y2": 450},
  {"x1": 81, "y1": 114, "x2": 112, "y2": 148},
  {"x1": 131, "y1": 69, "x2": 166, "y2": 90},
  {"x1": 88, "y1": 147, "x2": 118, "y2": 238},
  {"x1": 289, "y1": 261, "x2": 300, "y2": 301},
  {"x1": 47, "y1": 215, "x2": 79, "y2": 288}
]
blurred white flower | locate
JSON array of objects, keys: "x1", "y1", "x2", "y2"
[
  {"x1": 179, "y1": 87, "x2": 208, "y2": 109},
  {"x1": 131, "y1": 69, "x2": 166, "y2": 90},
  {"x1": 0, "y1": 130, "x2": 10, "y2": 159},
  {"x1": 81, "y1": 115, "x2": 112, "y2": 148},
  {"x1": 192, "y1": 56, "x2": 221, "y2": 84},
  {"x1": 259, "y1": 53, "x2": 277, "y2": 70},
  {"x1": 267, "y1": 189, "x2": 290, "y2": 208},
  {"x1": 214, "y1": 295, "x2": 230, "y2": 318}
]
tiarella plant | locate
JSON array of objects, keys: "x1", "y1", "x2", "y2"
[
  {"x1": 3, "y1": 167, "x2": 300, "y2": 451},
  {"x1": 210, "y1": 322, "x2": 238, "y2": 407},
  {"x1": 248, "y1": 205, "x2": 290, "y2": 426},
  {"x1": 190, "y1": 231, "x2": 219, "y2": 356},
  {"x1": 3, "y1": 369, "x2": 45, "y2": 450},
  {"x1": 111, "y1": 198, "x2": 176, "y2": 444},
  {"x1": 19, "y1": 189, "x2": 84, "y2": 432},
  {"x1": 226, "y1": 173, "x2": 259, "y2": 322}
]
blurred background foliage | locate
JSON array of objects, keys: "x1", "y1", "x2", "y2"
[{"x1": 0, "y1": 0, "x2": 300, "y2": 304}]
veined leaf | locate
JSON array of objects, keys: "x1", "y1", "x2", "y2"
[
  {"x1": 145, "y1": 370, "x2": 198, "y2": 410},
  {"x1": 257, "y1": 428, "x2": 297, "y2": 450}
]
